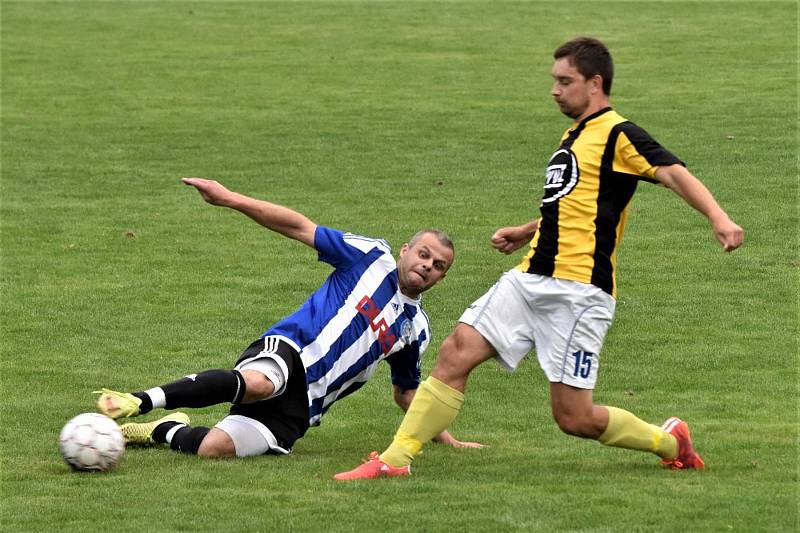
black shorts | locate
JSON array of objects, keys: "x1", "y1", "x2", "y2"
[{"x1": 229, "y1": 338, "x2": 310, "y2": 450}]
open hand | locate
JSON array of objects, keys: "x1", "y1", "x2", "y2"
[
  {"x1": 434, "y1": 430, "x2": 487, "y2": 449},
  {"x1": 181, "y1": 177, "x2": 235, "y2": 207}
]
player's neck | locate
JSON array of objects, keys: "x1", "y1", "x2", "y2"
[
  {"x1": 399, "y1": 287, "x2": 421, "y2": 300},
  {"x1": 574, "y1": 98, "x2": 611, "y2": 123}
]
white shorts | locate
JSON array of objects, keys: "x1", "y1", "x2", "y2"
[
  {"x1": 215, "y1": 415, "x2": 291, "y2": 457},
  {"x1": 459, "y1": 269, "x2": 616, "y2": 389}
]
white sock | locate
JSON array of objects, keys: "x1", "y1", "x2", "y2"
[
  {"x1": 145, "y1": 387, "x2": 166, "y2": 409},
  {"x1": 164, "y1": 424, "x2": 186, "y2": 444}
]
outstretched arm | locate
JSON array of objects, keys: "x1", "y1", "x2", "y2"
[
  {"x1": 393, "y1": 386, "x2": 485, "y2": 449},
  {"x1": 490, "y1": 218, "x2": 540, "y2": 255},
  {"x1": 182, "y1": 177, "x2": 317, "y2": 248},
  {"x1": 654, "y1": 165, "x2": 744, "y2": 252}
]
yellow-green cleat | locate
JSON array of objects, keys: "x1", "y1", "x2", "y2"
[
  {"x1": 94, "y1": 388, "x2": 142, "y2": 419},
  {"x1": 119, "y1": 412, "x2": 190, "y2": 446}
]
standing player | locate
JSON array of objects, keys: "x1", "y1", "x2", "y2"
[
  {"x1": 95, "y1": 177, "x2": 482, "y2": 458},
  {"x1": 334, "y1": 36, "x2": 744, "y2": 480}
]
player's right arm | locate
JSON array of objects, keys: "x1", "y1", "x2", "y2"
[
  {"x1": 491, "y1": 218, "x2": 540, "y2": 254},
  {"x1": 182, "y1": 177, "x2": 317, "y2": 248}
]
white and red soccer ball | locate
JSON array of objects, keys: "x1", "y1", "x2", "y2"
[{"x1": 59, "y1": 413, "x2": 124, "y2": 472}]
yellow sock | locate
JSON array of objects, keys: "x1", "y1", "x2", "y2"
[
  {"x1": 598, "y1": 406, "x2": 678, "y2": 460},
  {"x1": 380, "y1": 376, "x2": 464, "y2": 467}
]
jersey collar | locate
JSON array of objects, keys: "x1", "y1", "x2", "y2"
[
  {"x1": 572, "y1": 106, "x2": 613, "y2": 130},
  {"x1": 398, "y1": 292, "x2": 421, "y2": 306}
]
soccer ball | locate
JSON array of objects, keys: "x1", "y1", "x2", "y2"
[{"x1": 59, "y1": 413, "x2": 125, "y2": 472}]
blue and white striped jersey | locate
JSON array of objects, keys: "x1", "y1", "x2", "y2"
[{"x1": 262, "y1": 226, "x2": 431, "y2": 426}]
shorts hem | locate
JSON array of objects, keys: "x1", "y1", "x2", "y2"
[
  {"x1": 215, "y1": 415, "x2": 291, "y2": 457},
  {"x1": 552, "y1": 377, "x2": 596, "y2": 390}
]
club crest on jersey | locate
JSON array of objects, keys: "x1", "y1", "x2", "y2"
[
  {"x1": 399, "y1": 319, "x2": 413, "y2": 344},
  {"x1": 542, "y1": 148, "x2": 579, "y2": 204}
]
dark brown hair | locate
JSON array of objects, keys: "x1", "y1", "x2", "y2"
[{"x1": 554, "y1": 37, "x2": 614, "y2": 95}]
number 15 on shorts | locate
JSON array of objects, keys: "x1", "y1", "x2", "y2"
[{"x1": 572, "y1": 350, "x2": 593, "y2": 379}]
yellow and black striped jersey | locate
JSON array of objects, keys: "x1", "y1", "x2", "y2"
[{"x1": 517, "y1": 107, "x2": 683, "y2": 297}]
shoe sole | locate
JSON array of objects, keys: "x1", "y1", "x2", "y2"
[{"x1": 120, "y1": 413, "x2": 190, "y2": 445}]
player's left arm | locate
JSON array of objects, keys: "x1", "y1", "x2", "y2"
[
  {"x1": 654, "y1": 164, "x2": 744, "y2": 252},
  {"x1": 392, "y1": 386, "x2": 485, "y2": 448},
  {"x1": 182, "y1": 177, "x2": 317, "y2": 248}
]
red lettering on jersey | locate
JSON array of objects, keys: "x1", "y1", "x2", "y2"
[
  {"x1": 355, "y1": 295, "x2": 398, "y2": 355},
  {"x1": 356, "y1": 295, "x2": 379, "y2": 321}
]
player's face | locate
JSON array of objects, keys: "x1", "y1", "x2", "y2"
[
  {"x1": 550, "y1": 57, "x2": 598, "y2": 120},
  {"x1": 397, "y1": 233, "x2": 453, "y2": 298}
]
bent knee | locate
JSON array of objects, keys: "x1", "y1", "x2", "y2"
[
  {"x1": 197, "y1": 428, "x2": 237, "y2": 458},
  {"x1": 434, "y1": 326, "x2": 494, "y2": 378},
  {"x1": 552, "y1": 412, "x2": 601, "y2": 439},
  {"x1": 438, "y1": 335, "x2": 463, "y2": 366},
  {"x1": 432, "y1": 338, "x2": 471, "y2": 382},
  {"x1": 240, "y1": 369, "x2": 275, "y2": 402},
  {"x1": 553, "y1": 414, "x2": 584, "y2": 437}
]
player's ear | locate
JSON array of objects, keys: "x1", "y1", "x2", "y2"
[
  {"x1": 398, "y1": 243, "x2": 410, "y2": 257},
  {"x1": 590, "y1": 74, "x2": 603, "y2": 94}
]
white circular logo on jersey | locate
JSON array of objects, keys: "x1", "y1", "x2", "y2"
[
  {"x1": 542, "y1": 148, "x2": 579, "y2": 204},
  {"x1": 400, "y1": 319, "x2": 413, "y2": 344}
]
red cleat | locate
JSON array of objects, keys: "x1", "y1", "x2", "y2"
[
  {"x1": 333, "y1": 452, "x2": 411, "y2": 480},
  {"x1": 660, "y1": 417, "x2": 705, "y2": 470}
]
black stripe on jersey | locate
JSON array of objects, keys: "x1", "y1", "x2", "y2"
[
  {"x1": 616, "y1": 121, "x2": 684, "y2": 181},
  {"x1": 591, "y1": 125, "x2": 640, "y2": 294},
  {"x1": 529, "y1": 200, "x2": 558, "y2": 276},
  {"x1": 561, "y1": 118, "x2": 587, "y2": 149},
  {"x1": 527, "y1": 110, "x2": 604, "y2": 276},
  {"x1": 590, "y1": 121, "x2": 683, "y2": 293},
  {"x1": 561, "y1": 107, "x2": 610, "y2": 149}
]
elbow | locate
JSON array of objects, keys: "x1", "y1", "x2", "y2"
[{"x1": 654, "y1": 166, "x2": 675, "y2": 188}]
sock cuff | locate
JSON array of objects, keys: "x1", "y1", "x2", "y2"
[
  {"x1": 425, "y1": 376, "x2": 465, "y2": 408},
  {"x1": 381, "y1": 431, "x2": 423, "y2": 466},
  {"x1": 231, "y1": 370, "x2": 246, "y2": 404},
  {"x1": 598, "y1": 405, "x2": 624, "y2": 444},
  {"x1": 152, "y1": 421, "x2": 185, "y2": 444},
  {"x1": 170, "y1": 426, "x2": 211, "y2": 454},
  {"x1": 143, "y1": 387, "x2": 166, "y2": 410}
]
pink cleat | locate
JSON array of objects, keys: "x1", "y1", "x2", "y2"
[
  {"x1": 333, "y1": 452, "x2": 411, "y2": 480},
  {"x1": 660, "y1": 417, "x2": 705, "y2": 470}
]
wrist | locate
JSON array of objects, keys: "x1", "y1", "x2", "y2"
[
  {"x1": 223, "y1": 192, "x2": 251, "y2": 210},
  {"x1": 708, "y1": 209, "x2": 730, "y2": 227}
]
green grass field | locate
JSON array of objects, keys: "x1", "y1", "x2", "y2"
[{"x1": 1, "y1": 1, "x2": 797, "y2": 531}]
